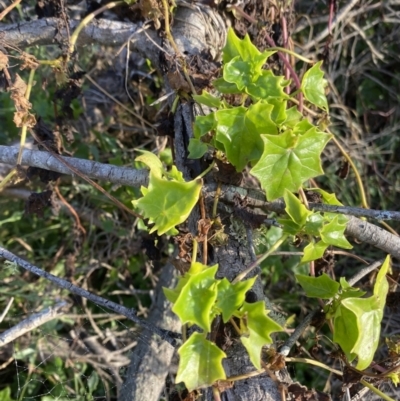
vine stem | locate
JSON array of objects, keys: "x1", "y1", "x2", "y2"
[
  {"x1": 361, "y1": 380, "x2": 396, "y2": 401},
  {"x1": 69, "y1": 1, "x2": 125, "y2": 57},
  {"x1": 267, "y1": 47, "x2": 314, "y2": 64},
  {"x1": 232, "y1": 234, "x2": 288, "y2": 284},
  {"x1": 285, "y1": 357, "x2": 342, "y2": 376},
  {"x1": 16, "y1": 68, "x2": 36, "y2": 165},
  {"x1": 160, "y1": 0, "x2": 198, "y2": 96},
  {"x1": 327, "y1": 130, "x2": 368, "y2": 209}
]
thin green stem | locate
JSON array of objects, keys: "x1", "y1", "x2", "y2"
[
  {"x1": 268, "y1": 47, "x2": 314, "y2": 64},
  {"x1": 361, "y1": 380, "x2": 396, "y2": 401},
  {"x1": 192, "y1": 238, "x2": 198, "y2": 263},
  {"x1": 285, "y1": 357, "x2": 342, "y2": 376},
  {"x1": 196, "y1": 161, "x2": 215, "y2": 180}
]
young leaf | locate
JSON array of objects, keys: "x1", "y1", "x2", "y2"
[
  {"x1": 284, "y1": 190, "x2": 312, "y2": 227},
  {"x1": 239, "y1": 301, "x2": 283, "y2": 369},
  {"x1": 223, "y1": 57, "x2": 254, "y2": 91},
  {"x1": 176, "y1": 332, "x2": 226, "y2": 391},
  {"x1": 374, "y1": 255, "x2": 391, "y2": 308},
  {"x1": 215, "y1": 103, "x2": 277, "y2": 171},
  {"x1": 193, "y1": 91, "x2": 221, "y2": 108},
  {"x1": 333, "y1": 304, "x2": 359, "y2": 360},
  {"x1": 135, "y1": 149, "x2": 164, "y2": 178},
  {"x1": 304, "y1": 212, "x2": 325, "y2": 236},
  {"x1": 213, "y1": 77, "x2": 241, "y2": 94},
  {"x1": 302, "y1": 240, "x2": 329, "y2": 263},
  {"x1": 132, "y1": 174, "x2": 202, "y2": 235},
  {"x1": 194, "y1": 113, "x2": 216, "y2": 139},
  {"x1": 188, "y1": 138, "x2": 208, "y2": 159},
  {"x1": 172, "y1": 265, "x2": 219, "y2": 332},
  {"x1": 334, "y1": 259, "x2": 389, "y2": 370},
  {"x1": 341, "y1": 297, "x2": 382, "y2": 370},
  {"x1": 223, "y1": 27, "x2": 274, "y2": 65},
  {"x1": 296, "y1": 273, "x2": 340, "y2": 299},
  {"x1": 215, "y1": 277, "x2": 257, "y2": 323},
  {"x1": 301, "y1": 61, "x2": 329, "y2": 112},
  {"x1": 247, "y1": 70, "x2": 290, "y2": 100},
  {"x1": 320, "y1": 215, "x2": 352, "y2": 249},
  {"x1": 284, "y1": 106, "x2": 303, "y2": 128},
  {"x1": 251, "y1": 128, "x2": 331, "y2": 200}
]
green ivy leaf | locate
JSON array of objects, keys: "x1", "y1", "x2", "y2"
[
  {"x1": 215, "y1": 103, "x2": 277, "y2": 171},
  {"x1": 302, "y1": 240, "x2": 329, "y2": 263},
  {"x1": 334, "y1": 258, "x2": 389, "y2": 370},
  {"x1": 188, "y1": 138, "x2": 208, "y2": 159},
  {"x1": 132, "y1": 174, "x2": 202, "y2": 235},
  {"x1": 296, "y1": 273, "x2": 340, "y2": 299},
  {"x1": 193, "y1": 113, "x2": 216, "y2": 139},
  {"x1": 247, "y1": 70, "x2": 290, "y2": 100},
  {"x1": 213, "y1": 77, "x2": 241, "y2": 94},
  {"x1": 278, "y1": 218, "x2": 302, "y2": 235},
  {"x1": 251, "y1": 128, "x2": 331, "y2": 200},
  {"x1": 239, "y1": 301, "x2": 283, "y2": 369},
  {"x1": 320, "y1": 215, "x2": 352, "y2": 249},
  {"x1": 301, "y1": 61, "x2": 329, "y2": 112},
  {"x1": 193, "y1": 91, "x2": 221, "y2": 108},
  {"x1": 163, "y1": 261, "x2": 210, "y2": 304},
  {"x1": 333, "y1": 304, "x2": 358, "y2": 360},
  {"x1": 172, "y1": 265, "x2": 219, "y2": 332},
  {"x1": 176, "y1": 332, "x2": 226, "y2": 391},
  {"x1": 293, "y1": 119, "x2": 315, "y2": 135},
  {"x1": 341, "y1": 297, "x2": 382, "y2": 370},
  {"x1": 338, "y1": 278, "x2": 366, "y2": 299},
  {"x1": 224, "y1": 57, "x2": 254, "y2": 90},
  {"x1": 216, "y1": 277, "x2": 257, "y2": 323},
  {"x1": 374, "y1": 255, "x2": 390, "y2": 308},
  {"x1": 268, "y1": 98, "x2": 288, "y2": 126},
  {"x1": 304, "y1": 213, "x2": 325, "y2": 236},
  {"x1": 284, "y1": 190, "x2": 312, "y2": 227},
  {"x1": 284, "y1": 106, "x2": 303, "y2": 128},
  {"x1": 135, "y1": 149, "x2": 164, "y2": 178},
  {"x1": 223, "y1": 27, "x2": 274, "y2": 65}
]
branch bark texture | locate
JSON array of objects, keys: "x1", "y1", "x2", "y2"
[
  {"x1": 1, "y1": 145, "x2": 399, "y2": 258},
  {"x1": 0, "y1": 17, "x2": 160, "y2": 62}
]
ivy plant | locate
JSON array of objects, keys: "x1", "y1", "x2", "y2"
[
  {"x1": 297, "y1": 255, "x2": 391, "y2": 370},
  {"x1": 163, "y1": 261, "x2": 283, "y2": 390},
  {"x1": 131, "y1": 28, "x2": 393, "y2": 393}
]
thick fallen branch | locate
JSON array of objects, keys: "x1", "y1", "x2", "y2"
[
  {"x1": 0, "y1": 17, "x2": 159, "y2": 63},
  {"x1": 1, "y1": 145, "x2": 399, "y2": 258},
  {"x1": 0, "y1": 246, "x2": 179, "y2": 346},
  {"x1": 0, "y1": 301, "x2": 69, "y2": 347},
  {"x1": 0, "y1": 145, "x2": 148, "y2": 187}
]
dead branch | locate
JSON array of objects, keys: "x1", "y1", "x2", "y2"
[
  {"x1": 0, "y1": 301, "x2": 69, "y2": 347},
  {"x1": 0, "y1": 17, "x2": 160, "y2": 64},
  {"x1": 1, "y1": 146, "x2": 399, "y2": 258},
  {"x1": 0, "y1": 145, "x2": 148, "y2": 187},
  {"x1": 0, "y1": 246, "x2": 179, "y2": 346}
]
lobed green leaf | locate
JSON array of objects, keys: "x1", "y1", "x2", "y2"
[
  {"x1": 176, "y1": 332, "x2": 226, "y2": 391},
  {"x1": 296, "y1": 273, "x2": 340, "y2": 299},
  {"x1": 239, "y1": 301, "x2": 283, "y2": 369},
  {"x1": 301, "y1": 61, "x2": 329, "y2": 112}
]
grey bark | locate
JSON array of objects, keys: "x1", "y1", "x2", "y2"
[
  {"x1": 1, "y1": 145, "x2": 399, "y2": 259},
  {"x1": 0, "y1": 145, "x2": 149, "y2": 187},
  {"x1": 119, "y1": 263, "x2": 181, "y2": 401},
  {"x1": 0, "y1": 17, "x2": 160, "y2": 66}
]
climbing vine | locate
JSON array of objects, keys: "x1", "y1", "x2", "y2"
[{"x1": 131, "y1": 29, "x2": 395, "y2": 395}]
